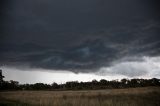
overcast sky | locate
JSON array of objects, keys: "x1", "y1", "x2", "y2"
[{"x1": 0, "y1": 0, "x2": 160, "y2": 84}]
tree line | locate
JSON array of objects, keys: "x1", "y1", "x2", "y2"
[{"x1": 0, "y1": 70, "x2": 160, "y2": 90}]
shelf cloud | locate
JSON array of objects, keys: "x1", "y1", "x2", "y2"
[{"x1": 0, "y1": 0, "x2": 160, "y2": 81}]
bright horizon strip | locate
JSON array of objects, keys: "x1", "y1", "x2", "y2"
[
  {"x1": 2, "y1": 56, "x2": 160, "y2": 84},
  {"x1": 2, "y1": 67, "x2": 127, "y2": 84},
  {"x1": 1, "y1": 67, "x2": 151, "y2": 84}
]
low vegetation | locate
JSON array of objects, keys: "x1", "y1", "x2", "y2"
[{"x1": 0, "y1": 87, "x2": 160, "y2": 106}]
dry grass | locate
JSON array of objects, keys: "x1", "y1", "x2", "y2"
[{"x1": 0, "y1": 87, "x2": 160, "y2": 106}]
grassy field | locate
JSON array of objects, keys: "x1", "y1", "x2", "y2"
[{"x1": 0, "y1": 87, "x2": 160, "y2": 106}]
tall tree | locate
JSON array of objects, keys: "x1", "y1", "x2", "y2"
[{"x1": 0, "y1": 69, "x2": 4, "y2": 83}]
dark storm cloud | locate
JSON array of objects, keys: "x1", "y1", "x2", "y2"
[{"x1": 0, "y1": 0, "x2": 160, "y2": 73}]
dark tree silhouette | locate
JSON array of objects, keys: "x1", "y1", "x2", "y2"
[
  {"x1": 0, "y1": 69, "x2": 4, "y2": 83},
  {"x1": 52, "y1": 82, "x2": 60, "y2": 89},
  {"x1": 0, "y1": 69, "x2": 5, "y2": 90}
]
